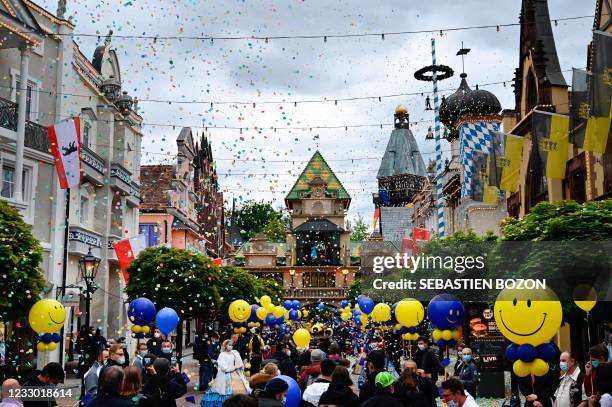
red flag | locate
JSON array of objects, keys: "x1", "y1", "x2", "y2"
[
  {"x1": 47, "y1": 117, "x2": 82, "y2": 189},
  {"x1": 212, "y1": 258, "x2": 223, "y2": 267},
  {"x1": 372, "y1": 207, "x2": 380, "y2": 230},
  {"x1": 113, "y1": 235, "x2": 147, "y2": 283},
  {"x1": 413, "y1": 227, "x2": 431, "y2": 242}
]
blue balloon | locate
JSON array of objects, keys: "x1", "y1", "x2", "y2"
[
  {"x1": 291, "y1": 300, "x2": 300, "y2": 310},
  {"x1": 249, "y1": 304, "x2": 260, "y2": 322},
  {"x1": 506, "y1": 344, "x2": 518, "y2": 362},
  {"x1": 407, "y1": 326, "x2": 418, "y2": 334},
  {"x1": 427, "y1": 293, "x2": 464, "y2": 330},
  {"x1": 275, "y1": 316, "x2": 285, "y2": 324},
  {"x1": 358, "y1": 296, "x2": 375, "y2": 314},
  {"x1": 398, "y1": 326, "x2": 409, "y2": 334},
  {"x1": 536, "y1": 343, "x2": 557, "y2": 361},
  {"x1": 517, "y1": 344, "x2": 537, "y2": 362},
  {"x1": 446, "y1": 339, "x2": 457, "y2": 347},
  {"x1": 156, "y1": 307, "x2": 179, "y2": 336},
  {"x1": 128, "y1": 297, "x2": 156, "y2": 326},
  {"x1": 354, "y1": 316, "x2": 362, "y2": 326},
  {"x1": 51, "y1": 333, "x2": 61, "y2": 343},
  {"x1": 41, "y1": 333, "x2": 52, "y2": 343},
  {"x1": 283, "y1": 300, "x2": 293, "y2": 310},
  {"x1": 277, "y1": 375, "x2": 301, "y2": 407},
  {"x1": 317, "y1": 303, "x2": 325, "y2": 311},
  {"x1": 441, "y1": 357, "x2": 451, "y2": 367},
  {"x1": 266, "y1": 314, "x2": 277, "y2": 326},
  {"x1": 340, "y1": 300, "x2": 349, "y2": 308},
  {"x1": 289, "y1": 310, "x2": 299, "y2": 321},
  {"x1": 436, "y1": 339, "x2": 446, "y2": 348}
]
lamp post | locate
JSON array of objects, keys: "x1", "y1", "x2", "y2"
[
  {"x1": 79, "y1": 247, "x2": 100, "y2": 329},
  {"x1": 342, "y1": 268, "x2": 349, "y2": 287}
]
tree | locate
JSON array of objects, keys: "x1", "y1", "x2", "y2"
[
  {"x1": 125, "y1": 246, "x2": 221, "y2": 321},
  {"x1": 264, "y1": 211, "x2": 291, "y2": 242},
  {"x1": 0, "y1": 199, "x2": 45, "y2": 321},
  {"x1": 235, "y1": 200, "x2": 283, "y2": 240},
  {"x1": 501, "y1": 200, "x2": 612, "y2": 240},
  {"x1": 253, "y1": 276, "x2": 284, "y2": 304},
  {"x1": 349, "y1": 214, "x2": 370, "y2": 242}
]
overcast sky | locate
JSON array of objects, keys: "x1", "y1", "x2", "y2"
[{"x1": 40, "y1": 0, "x2": 595, "y2": 226}]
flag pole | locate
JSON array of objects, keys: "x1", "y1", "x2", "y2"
[
  {"x1": 430, "y1": 38, "x2": 445, "y2": 238},
  {"x1": 58, "y1": 187, "x2": 70, "y2": 366}
]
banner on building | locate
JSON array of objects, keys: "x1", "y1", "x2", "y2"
[
  {"x1": 47, "y1": 117, "x2": 82, "y2": 189},
  {"x1": 372, "y1": 207, "x2": 380, "y2": 230},
  {"x1": 378, "y1": 189, "x2": 391, "y2": 206},
  {"x1": 113, "y1": 235, "x2": 147, "y2": 283},
  {"x1": 492, "y1": 133, "x2": 524, "y2": 193},
  {"x1": 570, "y1": 68, "x2": 590, "y2": 148},
  {"x1": 458, "y1": 121, "x2": 500, "y2": 201},
  {"x1": 532, "y1": 111, "x2": 569, "y2": 180},
  {"x1": 584, "y1": 30, "x2": 612, "y2": 153},
  {"x1": 413, "y1": 227, "x2": 431, "y2": 242}
]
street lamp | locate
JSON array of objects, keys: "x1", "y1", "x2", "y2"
[
  {"x1": 289, "y1": 269, "x2": 296, "y2": 288},
  {"x1": 341, "y1": 269, "x2": 349, "y2": 287},
  {"x1": 79, "y1": 247, "x2": 100, "y2": 329}
]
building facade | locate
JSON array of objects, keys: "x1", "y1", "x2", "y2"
[
  {"x1": 237, "y1": 151, "x2": 357, "y2": 303},
  {"x1": 139, "y1": 127, "x2": 224, "y2": 258},
  {"x1": 0, "y1": 0, "x2": 142, "y2": 364}
]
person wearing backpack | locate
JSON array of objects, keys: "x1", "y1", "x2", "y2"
[{"x1": 139, "y1": 358, "x2": 187, "y2": 407}]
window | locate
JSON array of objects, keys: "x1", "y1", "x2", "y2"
[
  {"x1": 79, "y1": 195, "x2": 90, "y2": 225},
  {"x1": 1, "y1": 165, "x2": 26, "y2": 199},
  {"x1": 139, "y1": 224, "x2": 159, "y2": 247},
  {"x1": 15, "y1": 79, "x2": 35, "y2": 121},
  {"x1": 83, "y1": 123, "x2": 91, "y2": 149}
]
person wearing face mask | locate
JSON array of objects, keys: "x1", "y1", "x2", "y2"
[
  {"x1": 441, "y1": 378, "x2": 478, "y2": 407},
  {"x1": 140, "y1": 358, "x2": 187, "y2": 407},
  {"x1": 106, "y1": 344, "x2": 127, "y2": 368},
  {"x1": 257, "y1": 377, "x2": 288, "y2": 407},
  {"x1": 458, "y1": 347, "x2": 478, "y2": 397},
  {"x1": 578, "y1": 344, "x2": 609, "y2": 407},
  {"x1": 159, "y1": 341, "x2": 175, "y2": 364},
  {"x1": 83, "y1": 348, "x2": 109, "y2": 401},
  {"x1": 397, "y1": 359, "x2": 438, "y2": 407},
  {"x1": 21, "y1": 362, "x2": 65, "y2": 407},
  {"x1": 414, "y1": 337, "x2": 441, "y2": 384},
  {"x1": 132, "y1": 342, "x2": 149, "y2": 373},
  {"x1": 554, "y1": 351, "x2": 583, "y2": 407},
  {"x1": 271, "y1": 343, "x2": 297, "y2": 381},
  {"x1": 201, "y1": 340, "x2": 251, "y2": 407}
]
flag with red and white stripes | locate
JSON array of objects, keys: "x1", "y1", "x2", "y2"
[{"x1": 47, "y1": 117, "x2": 82, "y2": 189}]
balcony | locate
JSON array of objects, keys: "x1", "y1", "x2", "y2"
[
  {"x1": 110, "y1": 162, "x2": 132, "y2": 194},
  {"x1": 81, "y1": 146, "x2": 106, "y2": 186},
  {"x1": 284, "y1": 287, "x2": 347, "y2": 302},
  {"x1": 0, "y1": 97, "x2": 50, "y2": 154},
  {"x1": 107, "y1": 235, "x2": 121, "y2": 261},
  {"x1": 126, "y1": 181, "x2": 141, "y2": 207},
  {"x1": 68, "y1": 225, "x2": 103, "y2": 257}
]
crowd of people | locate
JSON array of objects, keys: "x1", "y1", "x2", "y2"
[{"x1": 1, "y1": 324, "x2": 612, "y2": 406}]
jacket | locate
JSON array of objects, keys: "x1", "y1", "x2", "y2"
[
  {"x1": 359, "y1": 389, "x2": 404, "y2": 407},
  {"x1": 318, "y1": 382, "x2": 359, "y2": 407},
  {"x1": 518, "y1": 369, "x2": 558, "y2": 407},
  {"x1": 302, "y1": 378, "x2": 331, "y2": 406},
  {"x1": 258, "y1": 395, "x2": 284, "y2": 407},
  {"x1": 396, "y1": 377, "x2": 438, "y2": 407},
  {"x1": 414, "y1": 348, "x2": 441, "y2": 383},
  {"x1": 357, "y1": 370, "x2": 379, "y2": 404},
  {"x1": 21, "y1": 371, "x2": 56, "y2": 407},
  {"x1": 298, "y1": 362, "x2": 321, "y2": 389},
  {"x1": 140, "y1": 372, "x2": 187, "y2": 407},
  {"x1": 83, "y1": 361, "x2": 104, "y2": 397},
  {"x1": 458, "y1": 360, "x2": 478, "y2": 396}
]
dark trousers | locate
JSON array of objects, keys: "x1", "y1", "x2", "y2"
[
  {"x1": 199, "y1": 362, "x2": 214, "y2": 390},
  {"x1": 250, "y1": 354, "x2": 262, "y2": 374}
]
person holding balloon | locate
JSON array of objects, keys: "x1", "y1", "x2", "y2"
[{"x1": 201, "y1": 339, "x2": 251, "y2": 407}]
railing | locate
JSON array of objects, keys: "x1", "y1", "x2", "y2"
[
  {"x1": 129, "y1": 181, "x2": 141, "y2": 200},
  {"x1": 0, "y1": 97, "x2": 17, "y2": 131},
  {"x1": 81, "y1": 146, "x2": 106, "y2": 175},
  {"x1": 25, "y1": 121, "x2": 50, "y2": 153},
  {"x1": 284, "y1": 287, "x2": 347, "y2": 300},
  {"x1": 0, "y1": 97, "x2": 50, "y2": 154},
  {"x1": 110, "y1": 162, "x2": 132, "y2": 184}
]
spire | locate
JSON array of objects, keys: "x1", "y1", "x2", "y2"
[{"x1": 56, "y1": 0, "x2": 66, "y2": 19}]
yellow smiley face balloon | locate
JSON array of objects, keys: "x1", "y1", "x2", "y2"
[
  {"x1": 28, "y1": 299, "x2": 66, "y2": 334},
  {"x1": 228, "y1": 300, "x2": 250, "y2": 323},
  {"x1": 395, "y1": 298, "x2": 425, "y2": 328},
  {"x1": 494, "y1": 287, "x2": 562, "y2": 346}
]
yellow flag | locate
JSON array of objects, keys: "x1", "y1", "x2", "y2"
[
  {"x1": 584, "y1": 104, "x2": 612, "y2": 153},
  {"x1": 546, "y1": 115, "x2": 569, "y2": 179},
  {"x1": 500, "y1": 135, "x2": 524, "y2": 193},
  {"x1": 483, "y1": 185, "x2": 499, "y2": 205}
]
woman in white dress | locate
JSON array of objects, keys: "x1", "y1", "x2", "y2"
[{"x1": 201, "y1": 339, "x2": 251, "y2": 406}]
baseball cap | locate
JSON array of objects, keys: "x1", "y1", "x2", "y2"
[
  {"x1": 311, "y1": 349, "x2": 326, "y2": 362},
  {"x1": 375, "y1": 371, "x2": 395, "y2": 388}
]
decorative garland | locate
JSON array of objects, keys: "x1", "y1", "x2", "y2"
[{"x1": 414, "y1": 65, "x2": 454, "y2": 82}]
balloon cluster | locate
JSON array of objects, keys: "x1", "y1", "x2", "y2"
[
  {"x1": 28, "y1": 299, "x2": 66, "y2": 352},
  {"x1": 228, "y1": 296, "x2": 305, "y2": 332},
  {"x1": 494, "y1": 288, "x2": 562, "y2": 378},
  {"x1": 428, "y1": 294, "x2": 464, "y2": 349},
  {"x1": 128, "y1": 298, "x2": 156, "y2": 337},
  {"x1": 394, "y1": 298, "x2": 425, "y2": 341}
]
